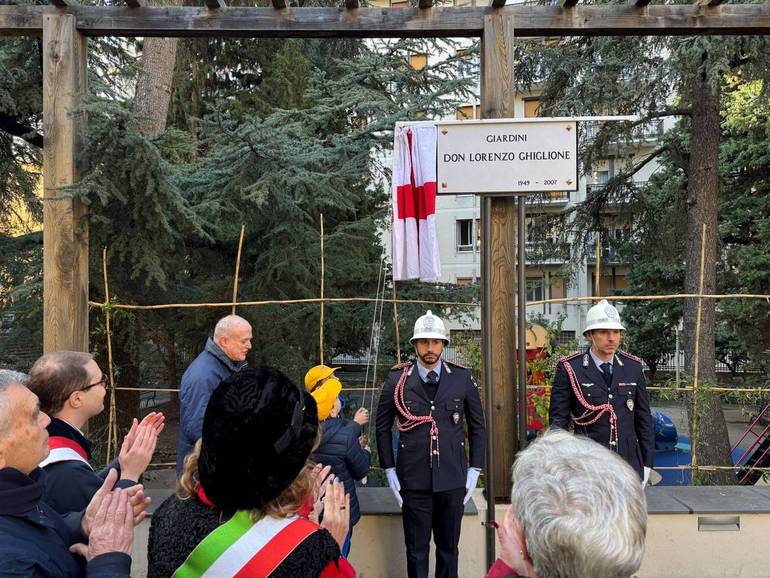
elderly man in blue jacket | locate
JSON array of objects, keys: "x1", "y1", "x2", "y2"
[
  {"x1": 0, "y1": 370, "x2": 150, "y2": 578},
  {"x1": 177, "y1": 315, "x2": 252, "y2": 475}
]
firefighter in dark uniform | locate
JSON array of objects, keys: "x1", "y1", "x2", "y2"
[
  {"x1": 549, "y1": 299, "x2": 655, "y2": 483},
  {"x1": 376, "y1": 310, "x2": 486, "y2": 578}
]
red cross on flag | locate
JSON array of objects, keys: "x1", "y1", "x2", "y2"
[{"x1": 391, "y1": 124, "x2": 441, "y2": 282}]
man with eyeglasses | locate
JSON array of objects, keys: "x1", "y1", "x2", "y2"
[{"x1": 27, "y1": 351, "x2": 164, "y2": 514}]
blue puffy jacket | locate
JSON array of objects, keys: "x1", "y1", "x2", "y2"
[
  {"x1": 311, "y1": 418, "x2": 370, "y2": 527},
  {"x1": 177, "y1": 338, "x2": 246, "y2": 476}
]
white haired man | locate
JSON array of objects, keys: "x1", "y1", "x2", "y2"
[
  {"x1": 177, "y1": 315, "x2": 252, "y2": 475},
  {"x1": 487, "y1": 429, "x2": 647, "y2": 578},
  {"x1": 0, "y1": 369, "x2": 150, "y2": 577}
]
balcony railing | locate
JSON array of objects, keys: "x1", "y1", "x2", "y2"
[
  {"x1": 525, "y1": 240, "x2": 571, "y2": 263},
  {"x1": 525, "y1": 191, "x2": 570, "y2": 205},
  {"x1": 586, "y1": 241, "x2": 622, "y2": 264},
  {"x1": 583, "y1": 119, "x2": 664, "y2": 142},
  {"x1": 585, "y1": 180, "x2": 647, "y2": 199}
]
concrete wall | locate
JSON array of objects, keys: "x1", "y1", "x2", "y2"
[{"x1": 131, "y1": 487, "x2": 770, "y2": 578}]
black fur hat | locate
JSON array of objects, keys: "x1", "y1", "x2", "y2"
[{"x1": 198, "y1": 366, "x2": 318, "y2": 511}]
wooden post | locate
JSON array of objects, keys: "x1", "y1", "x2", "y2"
[
  {"x1": 481, "y1": 13, "x2": 518, "y2": 501},
  {"x1": 43, "y1": 13, "x2": 88, "y2": 353}
]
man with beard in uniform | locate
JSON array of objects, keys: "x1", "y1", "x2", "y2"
[
  {"x1": 376, "y1": 310, "x2": 486, "y2": 578},
  {"x1": 549, "y1": 299, "x2": 655, "y2": 485}
]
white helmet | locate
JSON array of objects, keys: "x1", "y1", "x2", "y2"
[
  {"x1": 410, "y1": 310, "x2": 450, "y2": 344},
  {"x1": 583, "y1": 299, "x2": 625, "y2": 335}
]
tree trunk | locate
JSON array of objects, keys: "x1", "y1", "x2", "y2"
[
  {"x1": 682, "y1": 62, "x2": 734, "y2": 485},
  {"x1": 134, "y1": 36, "x2": 178, "y2": 134},
  {"x1": 133, "y1": 0, "x2": 183, "y2": 135}
]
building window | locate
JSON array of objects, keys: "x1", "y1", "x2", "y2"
[
  {"x1": 409, "y1": 53, "x2": 428, "y2": 71},
  {"x1": 524, "y1": 98, "x2": 541, "y2": 118},
  {"x1": 457, "y1": 219, "x2": 474, "y2": 252},
  {"x1": 557, "y1": 330, "x2": 576, "y2": 346},
  {"x1": 526, "y1": 278, "x2": 544, "y2": 301},
  {"x1": 593, "y1": 170, "x2": 609, "y2": 185},
  {"x1": 456, "y1": 105, "x2": 481, "y2": 121}
]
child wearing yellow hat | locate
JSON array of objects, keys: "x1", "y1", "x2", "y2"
[{"x1": 305, "y1": 365, "x2": 370, "y2": 557}]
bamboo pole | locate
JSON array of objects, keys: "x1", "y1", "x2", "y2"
[
  {"x1": 102, "y1": 248, "x2": 119, "y2": 463},
  {"x1": 690, "y1": 224, "x2": 707, "y2": 470},
  {"x1": 392, "y1": 279, "x2": 401, "y2": 364},
  {"x1": 87, "y1": 292, "x2": 770, "y2": 313},
  {"x1": 231, "y1": 225, "x2": 245, "y2": 315},
  {"x1": 320, "y1": 214, "x2": 325, "y2": 365}
]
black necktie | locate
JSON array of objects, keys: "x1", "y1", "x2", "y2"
[
  {"x1": 427, "y1": 370, "x2": 438, "y2": 385},
  {"x1": 600, "y1": 362, "x2": 613, "y2": 387}
]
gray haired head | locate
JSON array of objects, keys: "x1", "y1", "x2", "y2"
[
  {"x1": 213, "y1": 315, "x2": 251, "y2": 340},
  {"x1": 0, "y1": 369, "x2": 30, "y2": 435},
  {"x1": 511, "y1": 429, "x2": 647, "y2": 578}
]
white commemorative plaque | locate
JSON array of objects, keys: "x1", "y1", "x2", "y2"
[{"x1": 436, "y1": 119, "x2": 579, "y2": 194}]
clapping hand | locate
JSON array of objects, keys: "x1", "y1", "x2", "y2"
[
  {"x1": 320, "y1": 478, "x2": 350, "y2": 550},
  {"x1": 496, "y1": 505, "x2": 534, "y2": 578},
  {"x1": 81, "y1": 469, "x2": 150, "y2": 537},
  {"x1": 71, "y1": 488, "x2": 134, "y2": 562},
  {"x1": 309, "y1": 464, "x2": 333, "y2": 524},
  {"x1": 118, "y1": 413, "x2": 164, "y2": 481}
]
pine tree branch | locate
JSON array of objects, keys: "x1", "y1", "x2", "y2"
[{"x1": 0, "y1": 113, "x2": 43, "y2": 148}]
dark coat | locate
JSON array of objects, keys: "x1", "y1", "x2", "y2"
[
  {"x1": 147, "y1": 493, "x2": 344, "y2": 578},
  {"x1": 376, "y1": 360, "x2": 486, "y2": 493},
  {"x1": 310, "y1": 417, "x2": 370, "y2": 526},
  {"x1": 548, "y1": 350, "x2": 655, "y2": 478},
  {"x1": 0, "y1": 467, "x2": 130, "y2": 578},
  {"x1": 177, "y1": 338, "x2": 246, "y2": 475},
  {"x1": 42, "y1": 418, "x2": 135, "y2": 515}
]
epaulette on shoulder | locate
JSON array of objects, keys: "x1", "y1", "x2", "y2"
[
  {"x1": 618, "y1": 350, "x2": 643, "y2": 364},
  {"x1": 444, "y1": 359, "x2": 466, "y2": 369},
  {"x1": 390, "y1": 361, "x2": 413, "y2": 372},
  {"x1": 559, "y1": 351, "x2": 581, "y2": 364}
]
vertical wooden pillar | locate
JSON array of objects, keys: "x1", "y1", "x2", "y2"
[
  {"x1": 43, "y1": 14, "x2": 89, "y2": 353},
  {"x1": 480, "y1": 13, "x2": 518, "y2": 501}
]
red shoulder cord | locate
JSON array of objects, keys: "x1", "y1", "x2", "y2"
[
  {"x1": 393, "y1": 364, "x2": 440, "y2": 468},
  {"x1": 562, "y1": 360, "x2": 618, "y2": 450}
]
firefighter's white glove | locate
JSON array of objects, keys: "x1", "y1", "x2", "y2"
[
  {"x1": 464, "y1": 468, "x2": 481, "y2": 505},
  {"x1": 643, "y1": 467, "x2": 651, "y2": 486},
  {"x1": 385, "y1": 468, "x2": 403, "y2": 508}
]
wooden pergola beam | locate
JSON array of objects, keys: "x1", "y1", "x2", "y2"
[{"x1": 2, "y1": 4, "x2": 769, "y2": 38}]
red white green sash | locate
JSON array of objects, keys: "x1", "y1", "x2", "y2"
[{"x1": 173, "y1": 511, "x2": 319, "y2": 578}]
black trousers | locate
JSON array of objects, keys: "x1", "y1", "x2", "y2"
[{"x1": 401, "y1": 488, "x2": 465, "y2": 578}]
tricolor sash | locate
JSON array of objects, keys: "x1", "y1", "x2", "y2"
[
  {"x1": 173, "y1": 511, "x2": 319, "y2": 578},
  {"x1": 39, "y1": 436, "x2": 92, "y2": 469}
]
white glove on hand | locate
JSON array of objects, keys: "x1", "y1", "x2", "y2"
[
  {"x1": 643, "y1": 467, "x2": 651, "y2": 487},
  {"x1": 385, "y1": 467, "x2": 403, "y2": 508},
  {"x1": 464, "y1": 468, "x2": 481, "y2": 505}
]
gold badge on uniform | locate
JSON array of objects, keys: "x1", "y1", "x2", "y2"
[
  {"x1": 452, "y1": 411, "x2": 461, "y2": 424},
  {"x1": 626, "y1": 398, "x2": 634, "y2": 411}
]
